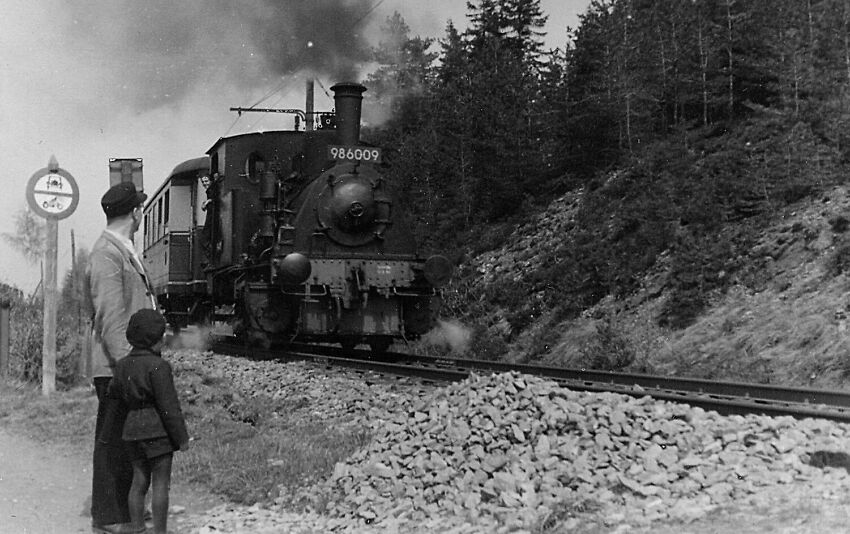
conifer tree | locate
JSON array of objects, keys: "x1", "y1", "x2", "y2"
[
  {"x1": 2, "y1": 208, "x2": 46, "y2": 268},
  {"x1": 454, "y1": 0, "x2": 549, "y2": 220},
  {"x1": 366, "y1": 11, "x2": 436, "y2": 113}
]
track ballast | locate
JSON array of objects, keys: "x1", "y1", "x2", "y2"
[{"x1": 209, "y1": 339, "x2": 850, "y2": 423}]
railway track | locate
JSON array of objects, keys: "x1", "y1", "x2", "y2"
[{"x1": 210, "y1": 339, "x2": 850, "y2": 423}]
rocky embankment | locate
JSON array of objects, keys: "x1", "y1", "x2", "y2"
[{"x1": 169, "y1": 350, "x2": 850, "y2": 533}]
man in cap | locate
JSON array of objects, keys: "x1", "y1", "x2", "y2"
[{"x1": 86, "y1": 181, "x2": 157, "y2": 533}]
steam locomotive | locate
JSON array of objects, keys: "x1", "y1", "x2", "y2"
[{"x1": 141, "y1": 82, "x2": 451, "y2": 351}]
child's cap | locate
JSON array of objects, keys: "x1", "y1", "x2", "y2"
[{"x1": 126, "y1": 309, "x2": 167, "y2": 348}]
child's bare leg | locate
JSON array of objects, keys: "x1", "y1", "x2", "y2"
[
  {"x1": 129, "y1": 459, "x2": 151, "y2": 531},
  {"x1": 149, "y1": 453, "x2": 173, "y2": 534}
]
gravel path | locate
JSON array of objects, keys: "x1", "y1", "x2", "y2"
[
  {"x1": 0, "y1": 426, "x2": 222, "y2": 534},
  {"x1": 0, "y1": 427, "x2": 91, "y2": 534}
]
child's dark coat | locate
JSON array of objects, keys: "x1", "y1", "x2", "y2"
[{"x1": 107, "y1": 348, "x2": 189, "y2": 448}]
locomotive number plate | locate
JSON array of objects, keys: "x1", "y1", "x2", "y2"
[{"x1": 329, "y1": 145, "x2": 382, "y2": 163}]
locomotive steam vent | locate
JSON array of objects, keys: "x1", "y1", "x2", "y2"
[{"x1": 331, "y1": 82, "x2": 366, "y2": 145}]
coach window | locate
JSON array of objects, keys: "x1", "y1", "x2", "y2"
[
  {"x1": 157, "y1": 197, "x2": 163, "y2": 240},
  {"x1": 144, "y1": 213, "x2": 149, "y2": 248},
  {"x1": 244, "y1": 152, "x2": 265, "y2": 185},
  {"x1": 164, "y1": 190, "x2": 170, "y2": 227}
]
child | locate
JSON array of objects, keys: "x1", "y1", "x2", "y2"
[{"x1": 108, "y1": 309, "x2": 189, "y2": 534}]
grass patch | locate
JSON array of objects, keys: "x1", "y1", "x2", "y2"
[
  {"x1": 176, "y1": 416, "x2": 371, "y2": 505},
  {"x1": 0, "y1": 381, "x2": 96, "y2": 457},
  {"x1": 0, "y1": 354, "x2": 373, "y2": 509},
  {"x1": 658, "y1": 276, "x2": 850, "y2": 387}
]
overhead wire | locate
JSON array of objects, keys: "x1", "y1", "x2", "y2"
[
  {"x1": 314, "y1": 78, "x2": 332, "y2": 99},
  {"x1": 245, "y1": 83, "x2": 299, "y2": 131},
  {"x1": 222, "y1": 113, "x2": 244, "y2": 137},
  {"x1": 247, "y1": 72, "x2": 299, "y2": 110},
  {"x1": 225, "y1": 73, "x2": 301, "y2": 135},
  {"x1": 351, "y1": 0, "x2": 386, "y2": 28}
]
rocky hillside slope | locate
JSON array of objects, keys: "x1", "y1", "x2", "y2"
[{"x1": 446, "y1": 184, "x2": 850, "y2": 390}]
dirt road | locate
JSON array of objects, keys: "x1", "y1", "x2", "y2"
[
  {"x1": 0, "y1": 427, "x2": 92, "y2": 533},
  {"x1": 0, "y1": 427, "x2": 222, "y2": 534}
]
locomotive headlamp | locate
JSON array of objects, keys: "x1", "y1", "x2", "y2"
[
  {"x1": 278, "y1": 252, "x2": 312, "y2": 285},
  {"x1": 423, "y1": 255, "x2": 452, "y2": 288}
]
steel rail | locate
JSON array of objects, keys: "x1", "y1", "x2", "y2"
[
  {"x1": 286, "y1": 343, "x2": 850, "y2": 408},
  {"x1": 212, "y1": 341, "x2": 850, "y2": 423}
]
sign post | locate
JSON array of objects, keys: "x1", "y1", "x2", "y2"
[{"x1": 26, "y1": 156, "x2": 79, "y2": 395}]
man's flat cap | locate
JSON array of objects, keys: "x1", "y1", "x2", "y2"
[
  {"x1": 101, "y1": 182, "x2": 147, "y2": 218},
  {"x1": 126, "y1": 309, "x2": 167, "y2": 349}
]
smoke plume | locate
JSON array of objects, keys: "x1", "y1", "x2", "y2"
[
  {"x1": 62, "y1": 0, "x2": 375, "y2": 111},
  {"x1": 421, "y1": 319, "x2": 472, "y2": 354},
  {"x1": 167, "y1": 324, "x2": 214, "y2": 352}
]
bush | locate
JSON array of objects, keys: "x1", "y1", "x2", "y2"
[
  {"x1": 522, "y1": 319, "x2": 563, "y2": 363},
  {"x1": 0, "y1": 282, "x2": 85, "y2": 388},
  {"x1": 825, "y1": 236, "x2": 850, "y2": 277},
  {"x1": 468, "y1": 324, "x2": 510, "y2": 361},
  {"x1": 658, "y1": 227, "x2": 749, "y2": 329},
  {"x1": 576, "y1": 318, "x2": 635, "y2": 370},
  {"x1": 8, "y1": 296, "x2": 43, "y2": 381},
  {"x1": 829, "y1": 216, "x2": 850, "y2": 233}
]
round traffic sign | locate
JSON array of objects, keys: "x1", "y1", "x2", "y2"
[{"x1": 26, "y1": 167, "x2": 79, "y2": 220}]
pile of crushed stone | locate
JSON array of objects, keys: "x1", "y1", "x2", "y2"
[
  {"x1": 171, "y1": 351, "x2": 850, "y2": 533},
  {"x1": 310, "y1": 372, "x2": 850, "y2": 532},
  {"x1": 170, "y1": 349, "x2": 436, "y2": 426}
]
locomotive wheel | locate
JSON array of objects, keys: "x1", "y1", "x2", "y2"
[
  {"x1": 245, "y1": 328, "x2": 272, "y2": 350},
  {"x1": 190, "y1": 300, "x2": 214, "y2": 326},
  {"x1": 340, "y1": 339, "x2": 358, "y2": 352},
  {"x1": 368, "y1": 336, "x2": 392, "y2": 355}
]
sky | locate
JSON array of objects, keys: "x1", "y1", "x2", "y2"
[{"x1": 0, "y1": 0, "x2": 588, "y2": 293}]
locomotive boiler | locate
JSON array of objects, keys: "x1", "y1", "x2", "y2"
[{"x1": 141, "y1": 82, "x2": 451, "y2": 352}]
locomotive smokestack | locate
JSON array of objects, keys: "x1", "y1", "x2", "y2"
[{"x1": 331, "y1": 82, "x2": 366, "y2": 145}]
